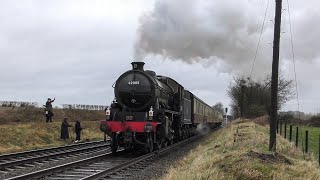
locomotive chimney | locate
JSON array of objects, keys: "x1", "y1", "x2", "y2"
[{"x1": 131, "y1": 62, "x2": 145, "y2": 71}]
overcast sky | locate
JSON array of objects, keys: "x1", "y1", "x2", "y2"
[{"x1": 0, "y1": 0, "x2": 319, "y2": 113}]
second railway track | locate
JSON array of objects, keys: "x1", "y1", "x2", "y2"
[
  {"x1": 0, "y1": 140, "x2": 110, "y2": 179},
  {"x1": 8, "y1": 135, "x2": 200, "y2": 180}
]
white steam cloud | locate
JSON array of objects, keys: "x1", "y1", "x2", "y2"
[
  {"x1": 196, "y1": 123, "x2": 210, "y2": 136},
  {"x1": 134, "y1": 0, "x2": 275, "y2": 75}
]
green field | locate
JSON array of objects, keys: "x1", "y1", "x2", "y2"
[{"x1": 279, "y1": 124, "x2": 320, "y2": 157}]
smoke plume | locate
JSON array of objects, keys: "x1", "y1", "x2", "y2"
[{"x1": 134, "y1": 0, "x2": 275, "y2": 75}]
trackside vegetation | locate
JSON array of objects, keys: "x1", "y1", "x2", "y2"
[
  {"x1": 163, "y1": 118, "x2": 320, "y2": 180},
  {"x1": 0, "y1": 121, "x2": 103, "y2": 154}
]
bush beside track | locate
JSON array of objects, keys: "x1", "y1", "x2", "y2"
[
  {"x1": 0, "y1": 121, "x2": 103, "y2": 154},
  {"x1": 163, "y1": 117, "x2": 320, "y2": 180}
]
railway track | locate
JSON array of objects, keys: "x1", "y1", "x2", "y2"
[
  {"x1": 0, "y1": 140, "x2": 110, "y2": 179},
  {"x1": 7, "y1": 135, "x2": 199, "y2": 180}
]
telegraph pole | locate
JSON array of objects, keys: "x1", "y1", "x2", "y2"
[
  {"x1": 269, "y1": 0, "x2": 282, "y2": 151},
  {"x1": 225, "y1": 107, "x2": 228, "y2": 126}
]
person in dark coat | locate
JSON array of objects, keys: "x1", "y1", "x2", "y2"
[
  {"x1": 74, "y1": 120, "x2": 82, "y2": 142},
  {"x1": 45, "y1": 97, "x2": 55, "y2": 123},
  {"x1": 61, "y1": 117, "x2": 71, "y2": 140},
  {"x1": 109, "y1": 100, "x2": 122, "y2": 121}
]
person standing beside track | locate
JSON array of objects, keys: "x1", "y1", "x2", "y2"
[
  {"x1": 45, "y1": 97, "x2": 55, "y2": 123},
  {"x1": 74, "y1": 120, "x2": 82, "y2": 142},
  {"x1": 61, "y1": 117, "x2": 71, "y2": 140}
]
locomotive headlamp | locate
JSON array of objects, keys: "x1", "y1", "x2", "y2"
[
  {"x1": 105, "y1": 106, "x2": 110, "y2": 120},
  {"x1": 148, "y1": 106, "x2": 154, "y2": 121},
  {"x1": 144, "y1": 123, "x2": 153, "y2": 133}
]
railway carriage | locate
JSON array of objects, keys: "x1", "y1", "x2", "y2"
[{"x1": 100, "y1": 62, "x2": 222, "y2": 153}]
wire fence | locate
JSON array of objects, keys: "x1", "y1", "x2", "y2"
[{"x1": 278, "y1": 121, "x2": 320, "y2": 165}]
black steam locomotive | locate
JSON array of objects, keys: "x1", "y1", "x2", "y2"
[{"x1": 100, "y1": 62, "x2": 222, "y2": 153}]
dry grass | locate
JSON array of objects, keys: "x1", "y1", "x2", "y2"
[
  {"x1": 163, "y1": 118, "x2": 320, "y2": 180},
  {"x1": 0, "y1": 121, "x2": 103, "y2": 154},
  {"x1": 0, "y1": 106, "x2": 105, "y2": 124}
]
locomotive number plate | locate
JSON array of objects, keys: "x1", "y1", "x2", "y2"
[{"x1": 128, "y1": 81, "x2": 140, "y2": 85}]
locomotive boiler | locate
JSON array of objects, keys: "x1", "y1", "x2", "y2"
[{"x1": 100, "y1": 62, "x2": 222, "y2": 153}]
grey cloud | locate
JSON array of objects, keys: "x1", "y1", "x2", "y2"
[{"x1": 0, "y1": 1, "x2": 147, "y2": 106}]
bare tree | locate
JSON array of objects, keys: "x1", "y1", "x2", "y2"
[
  {"x1": 212, "y1": 102, "x2": 224, "y2": 114},
  {"x1": 228, "y1": 75, "x2": 294, "y2": 118}
]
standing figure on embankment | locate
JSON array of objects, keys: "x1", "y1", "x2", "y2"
[
  {"x1": 61, "y1": 117, "x2": 71, "y2": 140},
  {"x1": 45, "y1": 97, "x2": 55, "y2": 123}
]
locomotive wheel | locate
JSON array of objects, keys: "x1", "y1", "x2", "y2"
[
  {"x1": 111, "y1": 133, "x2": 118, "y2": 153},
  {"x1": 146, "y1": 133, "x2": 154, "y2": 153},
  {"x1": 156, "y1": 139, "x2": 164, "y2": 150},
  {"x1": 170, "y1": 138, "x2": 174, "y2": 145},
  {"x1": 167, "y1": 137, "x2": 174, "y2": 146},
  {"x1": 163, "y1": 140, "x2": 168, "y2": 147}
]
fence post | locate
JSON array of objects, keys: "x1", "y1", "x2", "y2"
[
  {"x1": 280, "y1": 122, "x2": 283, "y2": 136},
  {"x1": 319, "y1": 134, "x2": 320, "y2": 165},
  {"x1": 305, "y1": 130, "x2": 308, "y2": 153},
  {"x1": 289, "y1": 125, "x2": 293, "y2": 142},
  {"x1": 277, "y1": 120, "x2": 279, "y2": 134},
  {"x1": 284, "y1": 123, "x2": 287, "y2": 138},
  {"x1": 295, "y1": 126, "x2": 299, "y2": 147}
]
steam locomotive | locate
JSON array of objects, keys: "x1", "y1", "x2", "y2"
[{"x1": 100, "y1": 62, "x2": 222, "y2": 153}]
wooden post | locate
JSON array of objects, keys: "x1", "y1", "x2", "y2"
[
  {"x1": 296, "y1": 127, "x2": 299, "y2": 147},
  {"x1": 269, "y1": 0, "x2": 283, "y2": 151},
  {"x1": 284, "y1": 123, "x2": 287, "y2": 138},
  {"x1": 289, "y1": 125, "x2": 293, "y2": 142},
  {"x1": 280, "y1": 122, "x2": 282, "y2": 135},
  {"x1": 318, "y1": 134, "x2": 320, "y2": 165},
  {"x1": 306, "y1": 130, "x2": 308, "y2": 153}
]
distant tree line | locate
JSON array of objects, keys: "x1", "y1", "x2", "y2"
[
  {"x1": 0, "y1": 101, "x2": 38, "y2": 108},
  {"x1": 279, "y1": 111, "x2": 320, "y2": 127},
  {"x1": 61, "y1": 104, "x2": 106, "y2": 111},
  {"x1": 0, "y1": 101, "x2": 107, "y2": 111},
  {"x1": 228, "y1": 75, "x2": 294, "y2": 118}
]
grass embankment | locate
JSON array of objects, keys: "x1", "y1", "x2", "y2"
[
  {"x1": 164, "y1": 118, "x2": 320, "y2": 180},
  {"x1": 0, "y1": 121, "x2": 103, "y2": 154},
  {"x1": 280, "y1": 125, "x2": 320, "y2": 156},
  {"x1": 0, "y1": 106, "x2": 105, "y2": 124}
]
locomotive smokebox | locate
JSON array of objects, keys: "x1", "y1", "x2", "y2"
[{"x1": 131, "y1": 62, "x2": 145, "y2": 71}]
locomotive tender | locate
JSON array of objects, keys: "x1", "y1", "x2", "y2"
[{"x1": 100, "y1": 62, "x2": 222, "y2": 153}]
